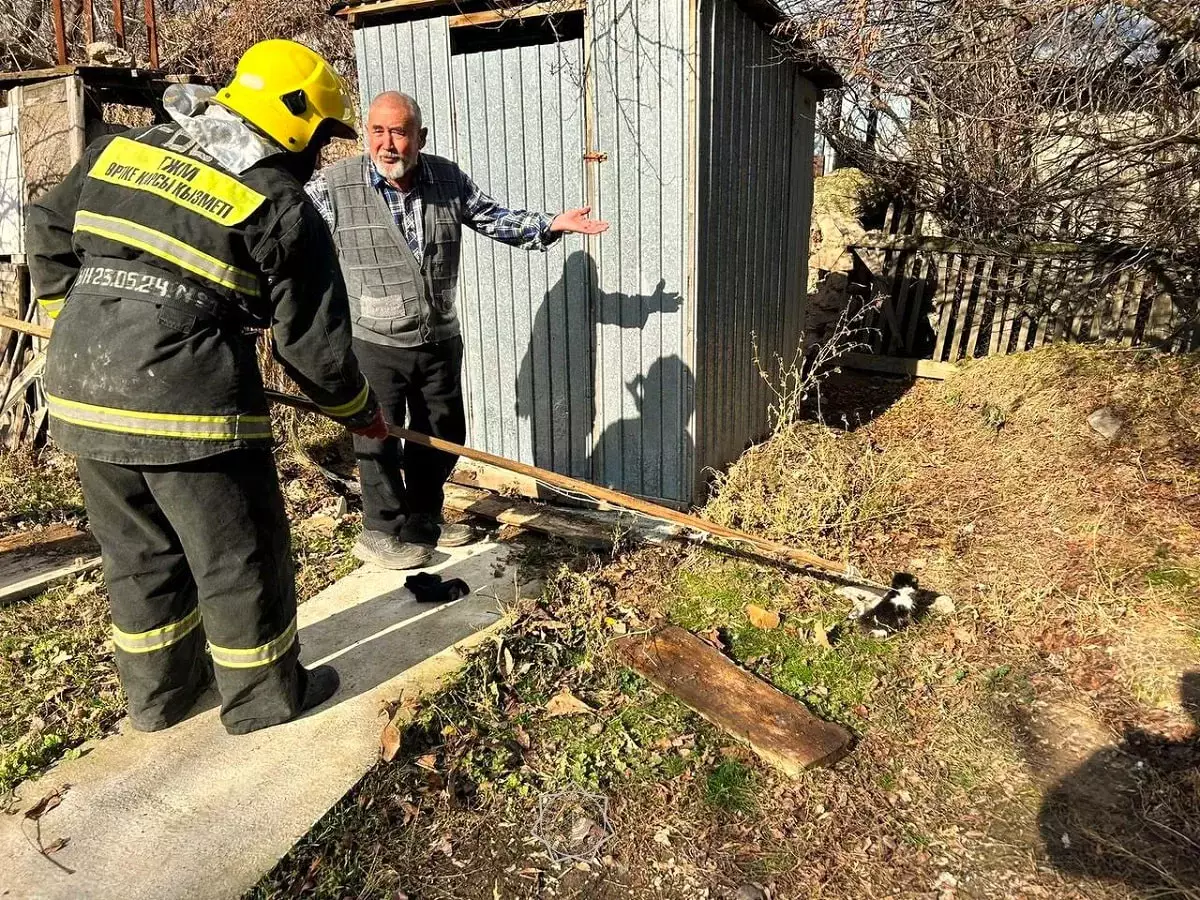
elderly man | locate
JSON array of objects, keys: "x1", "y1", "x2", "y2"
[{"x1": 306, "y1": 91, "x2": 607, "y2": 570}]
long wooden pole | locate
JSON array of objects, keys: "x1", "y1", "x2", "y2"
[
  {"x1": 262, "y1": 390, "x2": 852, "y2": 578},
  {"x1": 0, "y1": 316, "x2": 51, "y2": 340},
  {"x1": 0, "y1": 314, "x2": 859, "y2": 580}
]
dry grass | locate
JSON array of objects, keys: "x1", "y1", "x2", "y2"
[
  {"x1": 254, "y1": 343, "x2": 1200, "y2": 900},
  {"x1": 0, "y1": 411, "x2": 360, "y2": 792},
  {"x1": 706, "y1": 422, "x2": 909, "y2": 566}
]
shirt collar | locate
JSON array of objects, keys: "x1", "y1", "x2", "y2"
[{"x1": 368, "y1": 154, "x2": 428, "y2": 192}]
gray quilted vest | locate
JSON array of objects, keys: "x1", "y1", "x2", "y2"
[{"x1": 323, "y1": 154, "x2": 464, "y2": 347}]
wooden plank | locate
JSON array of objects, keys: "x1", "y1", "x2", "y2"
[
  {"x1": 0, "y1": 556, "x2": 102, "y2": 606},
  {"x1": 1145, "y1": 283, "x2": 1176, "y2": 346},
  {"x1": 1121, "y1": 273, "x2": 1146, "y2": 346},
  {"x1": 444, "y1": 483, "x2": 675, "y2": 550},
  {"x1": 946, "y1": 254, "x2": 980, "y2": 362},
  {"x1": 339, "y1": 0, "x2": 457, "y2": 19},
  {"x1": 841, "y1": 352, "x2": 956, "y2": 380},
  {"x1": 931, "y1": 253, "x2": 963, "y2": 362},
  {"x1": 0, "y1": 352, "x2": 45, "y2": 416},
  {"x1": 852, "y1": 233, "x2": 1152, "y2": 258},
  {"x1": 990, "y1": 256, "x2": 1021, "y2": 356},
  {"x1": 1101, "y1": 267, "x2": 1132, "y2": 343},
  {"x1": 613, "y1": 626, "x2": 852, "y2": 775},
  {"x1": 965, "y1": 254, "x2": 996, "y2": 359},
  {"x1": 448, "y1": 0, "x2": 585, "y2": 27},
  {"x1": 885, "y1": 251, "x2": 916, "y2": 356},
  {"x1": 899, "y1": 253, "x2": 930, "y2": 356}
]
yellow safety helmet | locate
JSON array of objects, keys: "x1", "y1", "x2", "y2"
[{"x1": 215, "y1": 39, "x2": 357, "y2": 152}]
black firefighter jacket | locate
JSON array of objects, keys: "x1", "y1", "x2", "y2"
[{"x1": 26, "y1": 122, "x2": 378, "y2": 465}]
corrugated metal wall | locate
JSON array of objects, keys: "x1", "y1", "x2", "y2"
[
  {"x1": 587, "y1": 0, "x2": 693, "y2": 502},
  {"x1": 351, "y1": 0, "x2": 814, "y2": 505},
  {"x1": 353, "y1": 20, "x2": 454, "y2": 158},
  {"x1": 451, "y1": 40, "x2": 593, "y2": 480},
  {"x1": 693, "y1": 0, "x2": 817, "y2": 482}
]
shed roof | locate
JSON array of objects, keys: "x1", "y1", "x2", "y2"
[{"x1": 329, "y1": 0, "x2": 841, "y2": 87}]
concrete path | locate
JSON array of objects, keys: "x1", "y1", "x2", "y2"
[{"x1": 0, "y1": 539, "x2": 534, "y2": 900}]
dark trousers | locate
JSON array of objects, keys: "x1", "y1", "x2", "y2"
[
  {"x1": 352, "y1": 336, "x2": 466, "y2": 535},
  {"x1": 76, "y1": 449, "x2": 303, "y2": 735}
]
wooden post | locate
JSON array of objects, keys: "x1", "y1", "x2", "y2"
[
  {"x1": 83, "y1": 0, "x2": 95, "y2": 44},
  {"x1": 112, "y1": 0, "x2": 126, "y2": 48},
  {"x1": 51, "y1": 0, "x2": 68, "y2": 64},
  {"x1": 142, "y1": 0, "x2": 159, "y2": 68}
]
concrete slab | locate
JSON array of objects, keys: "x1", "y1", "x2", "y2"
[{"x1": 0, "y1": 539, "x2": 534, "y2": 900}]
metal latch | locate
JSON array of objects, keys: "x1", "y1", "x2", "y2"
[{"x1": 583, "y1": 151, "x2": 608, "y2": 163}]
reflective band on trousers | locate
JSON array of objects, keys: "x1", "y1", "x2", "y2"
[
  {"x1": 318, "y1": 378, "x2": 370, "y2": 418},
  {"x1": 47, "y1": 393, "x2": 273, "y2": 441},
  {"x1": 208, "y1": 617, "x2": 298, "y2": 670},
  {"x1": 73, "y1": 209, "x2": 261, "y2": 297},
  {"x1": 38, "y1": 295, "x2": 66, "y2": 319},
  {"x1": 112, "y1": 607, "x2": 202, "y2": 654}
]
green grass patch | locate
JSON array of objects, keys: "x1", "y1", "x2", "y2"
[
  {"x1": 0, "y1": 450, "x2": 84, "y2": 526},
  {"x1": 669, "y1": 560, "x2": 892, "y2": 726},
  {"x1": 705, "y1": 760, "x2": 757, "y2": 814},
  {"x1": 0, "y1": 579, "x2": 124, "y2": 793}
]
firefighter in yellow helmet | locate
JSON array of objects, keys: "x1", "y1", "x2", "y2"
[{"x1": 25, "y1": 40, "x2": 388, "y2": 735}]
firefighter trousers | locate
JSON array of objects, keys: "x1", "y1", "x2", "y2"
[{"x1": 76, "y1": 448, "x2": 304, "y2": 735}]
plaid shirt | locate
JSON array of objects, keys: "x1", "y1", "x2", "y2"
[{"x1": 305, "y1": 155, "x2": 559, "y2": 260}]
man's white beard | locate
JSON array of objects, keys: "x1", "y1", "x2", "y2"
[{"x1": 374, "y1": 155, "x2": 415, "y2": 181}]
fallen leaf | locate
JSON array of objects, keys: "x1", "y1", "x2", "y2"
[
  {"x1": 380, "y1": 722, "x2": 402, "y2": 762},
  {"x1": 653, "y1": 826, "x2": 672, "y2": 846},
  {"x1": 304, "y1": 515, "x2": 337, "y2": 534},
  {"x1": 416, "y1": 753, "x2": 439, "y2": 771},
  {"x1": 43, "y1": 837, "x2": 69, "y2": 854},
  {"x1": 812, "y1": 622, "x2": 832, "y2": 648},
  {"x1": 514, "y1": 726, "x2": 532, "y2": 750},
  {"x1": 502, "y1": 646, "x2": 515, "y2": 679},
  {"x1": 25, "y1": 788, "x2": 66, "y2": 821},
  {"x1": 544, "y1": 691, "x2": 593, "y2": 717},
  {"x1": 746, "y1": 604, "x2": 780, "y2": 629}
]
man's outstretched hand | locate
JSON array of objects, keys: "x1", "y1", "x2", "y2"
[{"x1": 550, "y1": 206, "x2": 610, "y2": 235}]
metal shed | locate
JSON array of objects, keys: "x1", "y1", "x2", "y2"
[{"x1": 337, "y1": 0, "x2": 838, "y2": 505}]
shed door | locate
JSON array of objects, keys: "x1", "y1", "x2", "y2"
[
  {"x1": 0, "y1": 104, "x2": 23, "y2": 256},
  {"x1": 451, "y1": 29, "x2": 593, "y2": 481}
]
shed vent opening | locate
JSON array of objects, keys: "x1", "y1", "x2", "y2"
[{"x1": 450, "y1": 9, "x2": 584, "y2": 54}]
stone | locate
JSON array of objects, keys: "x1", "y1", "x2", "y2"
[
  {"x1": 1087, "y1": 407, "x2": 1124, "y2": 440},
  {"x1": 734, "y1": 884, "x2": 768, "y2": 900}
]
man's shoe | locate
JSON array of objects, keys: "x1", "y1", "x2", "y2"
[
  {"x1": 437, "y1": 521, "x2": 477, "y2": 548},
  {"x1": 299, "y1": 664, "x2": 340, "y2": 712},
  {"x1": 352, "y1": 529, "x2": 433, "y2": 570},
  {"x1": 403, "y1": 513, "x2": 477, "y2": 548}
]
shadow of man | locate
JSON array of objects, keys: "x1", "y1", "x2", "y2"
[
  {"x1": 593, "y1": 354, "x2": 694, "y2": 501},
  {"x1": 1039, "y1": 672, "x2": 1200, "y2": 895},
  {"x1": 514, "y1": 249, "x2": 683, "y2": 484}
]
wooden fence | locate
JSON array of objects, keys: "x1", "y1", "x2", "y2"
[{"x1": 848, "y1": 205, "x2": 1200, "y2": 371}]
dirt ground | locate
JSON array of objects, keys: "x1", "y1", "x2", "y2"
[
  {"x1": 247, "y1": 345, "x2": 1198, "y2": 900},
  {"x1": 2, "y1": 346, "x2": 1196, "y2": 898}
]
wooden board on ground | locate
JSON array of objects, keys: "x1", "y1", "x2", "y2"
[
  {"x1": 444, "y1": 482, "x2": 615, "y2": 549},
  {"x1": 841, "y1": 352, "x2": 957, "y2": 380},
  {"x1": 0, "y1": 522, "x2": 101, "y2": 603},
  {"x1": 444, "y1": 483, "x2": 682, "y2": 550},
  {"x1": 613, "y1": 625, "x2": 852, "y2": 774}
]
